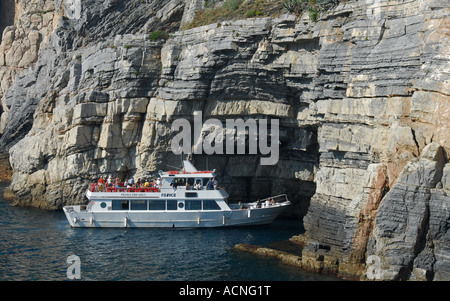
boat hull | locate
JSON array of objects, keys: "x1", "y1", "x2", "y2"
[{"x1": 63, "y1": 202, "x2": 290, "y2": 228}]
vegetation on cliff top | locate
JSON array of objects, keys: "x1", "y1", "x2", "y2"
[
  {"x1": 183, "y1": 0, "x2": 283, "y2": 30},
  {"x1": 182, "y1": 0, "x2": 339, "y2": 30}
]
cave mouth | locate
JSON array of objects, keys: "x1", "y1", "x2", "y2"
[
  {"x1": 0, "y1": 0, "x2": 15, "y2": 44},
  {"x1": 187, "y1": 124, "x2": 320, "y2": 221}
]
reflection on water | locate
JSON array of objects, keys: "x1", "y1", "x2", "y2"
[{"x1": 0, "y1": 182, "x2": 338, "y2": 281}]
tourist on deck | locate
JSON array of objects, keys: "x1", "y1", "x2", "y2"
[
  {"x1": 256, "y1": 199, "x2": 261, "y2": 208},
  {"x1": 265, "y1": 199, "x2": 270, "y2": 207},
  {"x1": 194, "y1": 180, "x2": 202, "y2": 190},
  {"x1": 114, "y1": 177, "x2": 121, "y2": 188},
  {"x1": 238, "y1": 202, "x2": 245, "y2": 210},
  {"x1": 97, "y1": 177, "x2": 105, "y2": 192},
  {"x1": 207, "y1": 177, "x2": 218, "y2": 190},
  {"x1": 171, "y1": 180, "x2": 178, "y2": 191},
  {"x1": 206, "y1": 179, "x2": 213, "y2": 190}
]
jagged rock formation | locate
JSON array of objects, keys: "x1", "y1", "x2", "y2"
[
  {"x1": 366, "y1": 143, "x2": 449, "y2": 280},
  {"x1": 0, "y1": 0, "x2": 448, "y2": 280}
]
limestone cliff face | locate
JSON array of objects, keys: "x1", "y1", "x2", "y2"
[
  {"x1": 0, "y1": 0, "x2": 449, "y2": 280},
  {"x1": 0, "y1": 0, "x2": 63, "y2": 135}
]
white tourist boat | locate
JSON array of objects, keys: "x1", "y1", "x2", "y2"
[{"x1": 63, "y1": 161, "x2": 291, "y2": 228}]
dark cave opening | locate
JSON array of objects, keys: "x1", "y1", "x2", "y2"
[{"x1": 0, "y1": 0, "x2": 15, "y2": 44}]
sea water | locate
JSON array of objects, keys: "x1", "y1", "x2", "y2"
[{"x1": 0, "y1": 182, "x2": 339, "y2": 281}]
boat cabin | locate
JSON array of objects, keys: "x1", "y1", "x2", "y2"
[{"x1": 86, "y1": 198, "x2": 227, "y2": 212}]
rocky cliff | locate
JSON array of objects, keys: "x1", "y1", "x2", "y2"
[{"x1": 0, "y1": 0, "x2": 449, "y2": 280}]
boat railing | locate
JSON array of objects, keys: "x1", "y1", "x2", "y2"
[
  {"x1": 106, "y1": 187, "x2": 159, "y2": 193},
  {"x1": 166, "y1": 170, "x2": 213, "y2": 175},
  {"x1": 248, "y1": 194, "x2": 289, "y2": 207},
  {"x1": 88, "y1": 183, "x2": 159, "y2": 193},
  {"x1": 230, "y1": 194, "x2": 290, "y2": 210},
  {"x1": 260, "y1": 194, "x2": 289, "y2": 204}
]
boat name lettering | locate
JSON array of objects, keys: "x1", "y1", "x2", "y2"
[
  {"x1": 120, "y1": 193, "x2": 141, "y2": 197},
  {"x1": 161, "y1": 193, "x2": 177, "y2": 197}
]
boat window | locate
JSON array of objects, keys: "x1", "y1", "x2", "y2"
[
  {"x1": 167, "y1": 200, "x2": 177, "y2": 210},
  {"x1": 185, "y1": 192, "x2": 197, "y2": 198},
  {"x1": 185, "y1": 200, "x2": 201, "y2": 210},
  {"x1": 149, "y1": 200, "x2": 165, "y2": 210},
  {"x1": 203, "y1": 200, "x2": 221, "y2": 210},
  {"x1": 112, "y1": 200, "x2": 129, "y2": 210},
  {"x1": 130, "y1": 200, "x2": 147, "y2": 210},
  {"x1": 100, "y1": 202, "x2": 107, "y2": 209}
]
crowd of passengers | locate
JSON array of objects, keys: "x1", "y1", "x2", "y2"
[
  {"x1": 96, "y1": 176, "x2": 160, "y2": 190},
  {"x1": 94, "y1": 176, "x2": 220, "y2": 191}
]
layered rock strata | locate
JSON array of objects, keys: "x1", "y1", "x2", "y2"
[
  {"x1": 296, "y1": 0, "x2": 450, "y2": 280},
  {"x1": 0, "y1": 0, "x2": 448, "y2": 280}
]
